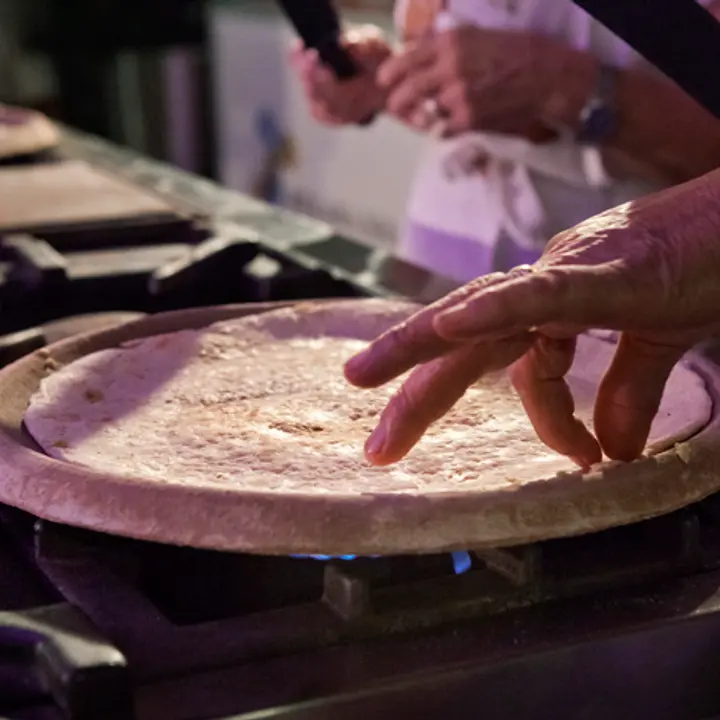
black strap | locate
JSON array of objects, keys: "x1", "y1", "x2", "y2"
[
  {"x1": 274, "y1": 0, "x2": 376, "y2": 124},
  {"x1": 275, "y1": 0, "x2": 358, "y2": 78},
  {"x1": 573, "y1": 0, "x2": 720, "y2": 119}
]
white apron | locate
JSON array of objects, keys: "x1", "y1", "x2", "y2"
[{"x1": 394, "y1": 0, "x2": 701, "y2": 280}]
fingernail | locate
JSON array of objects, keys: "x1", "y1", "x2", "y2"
[
  {"x1": 344, "y1": 351, "x2": 369, "y2": 380},
  {"x1": 365, "y1": 425, "x2": 387, "y2": 459}
]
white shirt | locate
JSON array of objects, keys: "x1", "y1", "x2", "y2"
[{"x1": 395, "y1": 0, "x2": 703, "y2": 251}]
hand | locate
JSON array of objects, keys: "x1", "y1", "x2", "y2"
[
  {"x1": 289, "y1": 25, "x2": 391, "y2": 126},
  {"x1": 344, "y1": 170, "x2": 720, "y2": 468},
  {"x1": 378, "y1": 25, "x2": 591, "y2": 140}
]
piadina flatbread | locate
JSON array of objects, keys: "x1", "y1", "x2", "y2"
[{"x1": 21, "y1": 299, "x2": 714, "y2": 553}]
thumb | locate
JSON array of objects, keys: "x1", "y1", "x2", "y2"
[{"x1": 594, "y1": 334, "x2": 688, "y2": 462}]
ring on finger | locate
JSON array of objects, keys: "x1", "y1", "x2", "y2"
[
  {"x1": 417, "y1": 97, "x2": 449, "y2": 134},
  {"x1": 507, "y1": 264, "x2": 536, "y2": 278},
  {"x1": 421, "y1": 97, "x2": 449, "y2": 122},
  {"x1": 423, "y1": 97, "x2": 441, "y2": 120}
]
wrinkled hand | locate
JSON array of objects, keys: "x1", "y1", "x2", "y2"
[
  {"x1": 345, "y1": 170, "x2": 720, "y2": 469},
  {"x1": 378, "y1": 25, "x2": 584, "y2": 140},
  {"x1": 289, "y1": 25, "x2": 391, "y2": 126}
]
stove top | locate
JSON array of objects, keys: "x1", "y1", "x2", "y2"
[
  {"x1": 5, "y1": 498, "x2": 720, "y2": 720},
  {"x1": 2, "y1": 131, "x2": 720, "y2": 720},
  {"x1": 0, "y1": 128, "x2": 457, "y2": 340}
]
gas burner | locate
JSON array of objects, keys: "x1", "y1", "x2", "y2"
[
  {"x1": 4, "y1": 501, "x2": 720, "y2": 719},
  {"x1": 295, "y1": 551, "x2": 474, "y2": 575}
]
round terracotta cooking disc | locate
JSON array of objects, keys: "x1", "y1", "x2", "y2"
[
  {"x1": 0, "y1": 299, "x2": 718, "y2": 556},
  {"x1": 42, "y1": 312, "x2": 146, "y2": 345}
]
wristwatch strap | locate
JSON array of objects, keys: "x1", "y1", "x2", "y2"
[{"x1": 576, "y1": 64, "x2": 619, "y2": 145}]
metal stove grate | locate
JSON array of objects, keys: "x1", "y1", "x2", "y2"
[{"x1": 3, "y1": 496, "x2": 720, "y2": 719}]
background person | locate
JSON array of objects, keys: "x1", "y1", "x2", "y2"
[{"x1": 291, "y1": 0, "x2": 720, "y2": 283}]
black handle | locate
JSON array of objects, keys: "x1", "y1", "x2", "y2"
[
  {"x1": 315, "y1": 42, "x2": 378, "y2": 126},
  {"x1": 316, "y1": 39, "x2": 359, "y2": 80},
  {"x1": 315, "y1": 41, "x2": 378, "y2": 126},
  {"x1": 275, "y1": 0, "x2": 376, "y2": 126}
]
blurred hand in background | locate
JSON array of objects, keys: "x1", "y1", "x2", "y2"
[
  {"x1": 289, "y1": 25, "x2": 392, "y2": 126},
  {"x1": 378, "y1": 25, "x2": 574, "y2": 141}
]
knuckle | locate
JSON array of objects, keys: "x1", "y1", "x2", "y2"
[
  {"x1": 374, "y1": 320, "x2": 412, "y2": 359},
  {"x1": 387, "y1": 380, "x2": 422, "y2": 429},
  {"x1": 396, "y1": 366, "x2": 438, "y2": 425},
  {"x1": 543, "y1": 231, "x2": 568, "y2": 256},
  {"x1": 537, "y1": 267, "x2": 573, "y2": 301},
  {"x1": 395, "y1": 382, "x2": 416, "y2": 414},
  {"x1": 468, "y1": 271, "x2": 506, "y2": 292}
]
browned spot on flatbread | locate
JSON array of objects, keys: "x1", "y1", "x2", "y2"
[
  {"x1": 268, "y1": 420, "x2": 326, "y2": 435},
  {"x1": 84, "y1": 388, "x2": 103, "y2": 403},
  {"x1": 348, "y1": 406, "x2": 380, "y2": 422}
]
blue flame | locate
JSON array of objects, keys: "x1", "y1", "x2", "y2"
[
  {"x1": 291, "y1": 554, "x2": 376, "y2": 561},
  {"x1": 291, "y1": 551, "x2": 473, "y2": 575},
  {"x1": 451, "y1": 551, "x2": 472, "y2": 574}
]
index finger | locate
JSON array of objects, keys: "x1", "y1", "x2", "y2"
[
  {"x1": 435, "y1": 266, "x2": 622, "y2": 342},
  {"x1": 344, "y1": 273, "x2": 508, "y2": 388},
  {"x1": 365, "y1": 335, "x2": 533, "y2": 465}
]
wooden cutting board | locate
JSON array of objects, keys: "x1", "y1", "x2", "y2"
[{"x1": 0, "y1": 160, "x2": 178, "y2": 233}]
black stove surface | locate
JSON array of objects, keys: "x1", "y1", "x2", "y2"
[{"x1": 2, "y1": 132, "x2": 720, "y2": 720}]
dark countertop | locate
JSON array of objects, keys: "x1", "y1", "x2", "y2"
[{"x1": 58, "y1": 128, "x2": 460, "y2": 305}]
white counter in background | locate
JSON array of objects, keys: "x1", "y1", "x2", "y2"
[{"x1": 209, "y1": 0, "x2": 425, "y2": 250}]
